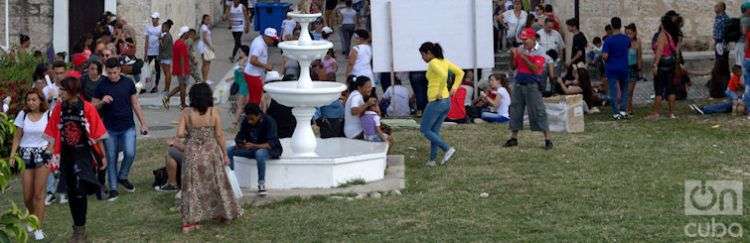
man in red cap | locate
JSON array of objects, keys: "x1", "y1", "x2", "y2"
[{"x1": 504, "y1": 27, "x2": 553, "y2": 150}]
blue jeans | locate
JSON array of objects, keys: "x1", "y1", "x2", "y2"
[
  {"x1": 703, "y1": 90, "x2": 741, "y2": 114},
  {"x1": 104, "y1": 127, "x2": 137, "y2": 191},
  {"x1": 742, "y1": 59, "x2": 750, "y2": 108},
  {"x1": 227, "y1": 146, "x2": 269, "y2": 184},
  {"x1": 420, "y1": 99, "x2": 451, "y2": 161},
  {"x1": 481, "y1": 112, "x2": 510, "y2": 123},
  {"x1": 607, "y1": 70, "x2": 630, "y2": 114},
  {"x1": 409, "y1": 72, "x2": 429, "y2": 111}
]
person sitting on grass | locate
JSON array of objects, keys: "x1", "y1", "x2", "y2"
[
  {"x1": 382, "y1": 77, "x2": 413, "y2": 117},
  {"x1": 157, "y1": 137, "x2": 185, "y2": 192},
  {"x1": 690, "y1": 65, "x2": 745, "y2": 115},
  {"x1": 361, "y1": 97, "x2": 388, "y2": 142},
  {"x1": 476, "y1": 73, "x2": 511, "y2": 123}
]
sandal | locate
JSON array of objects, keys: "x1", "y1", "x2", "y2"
[
  {"x1": 181, "y1": 224, "x2": 201, "y2": 234},
  {"x1": 161, "y1": 96, "x2": 170, "y2": 111}
]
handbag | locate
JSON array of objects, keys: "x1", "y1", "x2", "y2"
[
  {"x1": 225, "y1": 166, "x2": 243, "y2": 199},
  {"x1": 203, "y1": 48, "x2": 216, "y2": 61}
]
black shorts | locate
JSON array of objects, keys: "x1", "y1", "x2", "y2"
[
  {"x1": 20, "y1": 147, "x2": 48, "y2": 169},
  {"x1": 653, "y1": 57, "x2": 677, "y2": 97}
]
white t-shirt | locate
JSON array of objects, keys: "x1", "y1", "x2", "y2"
[
  {"x1": 503, "y1": 10, "x2": 527, "y2": 42},
  {"x1": 537, "y1": 29, "x2": 564, "y2": 54},
  {"x1": 383, "y1": 85, "x2": 411, "y2": 117},
  {"x1": 244, "y1": 36, "x2": 269, "y2": 77},
  {"x1": 496, "y1": 87, "x2": 511, "y2": 118},
  {"x1": 14, "y1": 111, "x2": 49, "y2": 148},
  {"x1": 339, "y1": 8, "x2": 357, "y2": 25},
  {"x1": 351, "y1": 44, "x2": 374, "y2": 81},
  {"x1": 145, "y1": 24, "x2": 162, "y2": 56},
  {"x1": 281, "y1": 19, "x2": 297, "y2": 39},
  {"x1": 42, "y1": 82, "x2": 59, "y2": 106},
  {"x1": 197, "y1": 24, "x2": 213, "y2": 54},
  {"x1": 229, "y1": 4, "x2": 246, "y2": 32},
  {"x1": 344, "y1": 90, "x2": 365, "y2": 138}
]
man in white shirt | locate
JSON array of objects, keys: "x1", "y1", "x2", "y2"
[
  {"x1": 244, "y1": 28, "x2": 278, "y2": 105},
  {"x1": 537, "y1": 18, "x2": 564, "y2": 55},
  {"x1": 143, "y1": 12, "x2": 162, "y2": 90}
]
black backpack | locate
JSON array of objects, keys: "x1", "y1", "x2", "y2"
[{"x1": 724, "y1": 18, "x2": 742, "y2": 43}]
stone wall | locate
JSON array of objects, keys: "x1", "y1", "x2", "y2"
[
  {"x1": 0, "y1": 0, "x2": 223, "y2": 55},
  {"x1": 0, "y1": 0, "x2": 54, "y2": 52},
  {"x1": 116, "y1": 0, "x2": 224, "y2": 57},
  {"x1": 551, "y1": 0, "x2": 743, "y2": 51}
]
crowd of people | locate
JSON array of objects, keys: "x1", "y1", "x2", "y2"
[{"x1": 4, "y1": 0, "x2": 750, "y2": 241}]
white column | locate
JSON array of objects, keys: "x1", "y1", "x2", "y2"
[
  {"x1": 2, "y1": 0, "x2": 9, "y2": 52},
  {"x1": 52, "y1": 0, "x2": 68, "y2": 55},
  {"x1": 105, "y1": 0, "x2": 117, "y2": 14}
]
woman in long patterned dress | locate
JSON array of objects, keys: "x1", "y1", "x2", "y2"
[{"x1": 176, "y1": 82, "x2": 242, "y2": 233}]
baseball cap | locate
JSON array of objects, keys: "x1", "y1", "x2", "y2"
[
  {"x1": 519, "y1": 28, "x2": 537, "y2": 41},
  {"x1": 178, "y1": 26, "x2": 190, "y2": 37},
  {"x1": 151, "y1": 12, "x2": 160, "y2": 19},
  {"x1": 264, "y1": 28, "x2": 279, "y2": 41}
]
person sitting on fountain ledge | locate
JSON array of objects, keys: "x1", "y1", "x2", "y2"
[{"x1": 227, "y1": 103, "x2": 283, "y2": 195}]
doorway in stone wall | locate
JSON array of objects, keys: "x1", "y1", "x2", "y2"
[{"x1": 69, "y1": 0, "x2": 104, "y2": 54}]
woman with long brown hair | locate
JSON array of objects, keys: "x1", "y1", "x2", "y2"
[
  {"x1": 9, "y1": 88, "x2": 50, "y2": 240},
  {"x1": 625, "y1": 23, "x2": 643, "y2": 114}
]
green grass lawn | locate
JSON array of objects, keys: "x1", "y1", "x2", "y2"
[{"x1": 4, "y1": 105, "x2": 750, "y2": 241}]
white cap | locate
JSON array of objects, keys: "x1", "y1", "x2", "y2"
[
  {"x1": 265, "y1": 71, "x2": 282, "y2": 82},
  {"x1": 178, "y1": 26, "x2": 190, "y2": 37},
  {"x1": 151, "y1": 12, "x2": 160, "y2": 19},
  {"x1": 263, "y1": 28, "x2": 279, "y2": 41},
  {"x1": 322, "y1": 26, "x2": 333, "y2": 34}
]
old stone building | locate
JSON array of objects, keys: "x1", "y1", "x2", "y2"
[
  {"x1": 0, "y1": 0, "x2": 223, "y2": 56},
  {"x1": 549, "y1": 0, "x2": 743, "y2": 51}
]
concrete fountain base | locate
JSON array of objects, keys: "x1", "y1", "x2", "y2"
[{"x1": 234, "y1": 138, "x2": 390, "y2": 190}]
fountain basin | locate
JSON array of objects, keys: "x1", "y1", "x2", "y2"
[
  {"x1": 264, "y1": 81, "x2": 346, "y2": 107},
  {"x1": 278, "y1": 41, "x2": 334, "y2": 61},
  {"x1": 234, "y1": 138, "x2": 389, "y2": 189},
  {"x1": 287, "y1": 12, "x2": 322, "y2": 24}
]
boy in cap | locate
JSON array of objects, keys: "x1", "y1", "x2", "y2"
[{"x1": 504, "y1": 28, "x2": 553, "y2": 150}]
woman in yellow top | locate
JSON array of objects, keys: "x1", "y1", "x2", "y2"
[{"x1": 418, "y1": 42, "x2": 464, "y2": 167}]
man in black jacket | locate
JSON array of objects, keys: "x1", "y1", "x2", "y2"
[{"x1": 227, "y1": 104, "x2": 282, "y2": 195}]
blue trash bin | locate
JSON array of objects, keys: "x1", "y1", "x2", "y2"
[{"x1": 254, "y1": 2, "x2": 291, "y2": 33}]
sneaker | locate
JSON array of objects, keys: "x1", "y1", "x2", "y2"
[
  {"x1": 149, "y1": 88, "x2": 158, "y2": 94},
  {"x1": 689, "y1": 104, "x2": 705, "y2": 115},
  {"x1": 425, "y1": 160, "x2": 437, "y2": 167},
  {"x1": 258, "y1": 183, "x2": 268, "y2": 196},
  {"x1": 32, "y1": 229, "x2": 45, "y2": 240},
  {"x1": 612, "y1": 114, "x2": 623, "y2": 120},
  {"x1": 158, "y1": 184, "x2": 179, "y2": 192},
  {"x1": 441, "y1": 147, "x2": 456, "y2": 165},
  {"x1": 44, "y1": 193, "x2": 56, "y2": 206},
  {"x1": 619, "y1": 111, "x2": 630, "y2": 119},
  {"x1": 95, "y1": 187, "x2": 106, "y2": 201},
  {"x1": 503, "y1": 138, "x2": 518, "y2": 148},
  {"x1": 119, "y1": 179, "x2": 136, "y2": 192},
  {"x1": 107, "y1": 190, "x2": 119, "y2": 202},
  {"x1": 544, "y1": 140, "x2": 554, "y2": 150},
  {"x1": 58, "y1": 193, "x2": 68, "y2": 204}
]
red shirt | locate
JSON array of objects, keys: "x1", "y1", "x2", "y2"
[
  {"x1": 728, "y1": 73, "x2": 743, "y2": 92},
  {"x1": 172, "y1": 39, "x2": 190, "y2": 76},
  {"x1": 44, "y1": 101, "x2": 107, "y2": 155},
  {"x1": 447, "y1": 86, "x2": 467, "y2": 120}
]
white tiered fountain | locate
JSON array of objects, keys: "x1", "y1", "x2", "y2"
[{"x1": 234, "y1": 12, "x2": 389, "y2": 190}]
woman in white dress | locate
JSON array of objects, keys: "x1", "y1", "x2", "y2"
[{"x1": 197, "y1": 15, "x2": 215, "y2": 82}]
